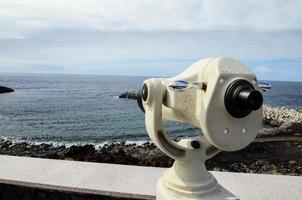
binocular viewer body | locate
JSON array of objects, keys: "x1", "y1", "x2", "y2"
[
  {"x1": 139, "y1": 57, "x2": 262, "y2": 153},
  {"x1": 137, "y1": 57, "x2": 265, "y2": 199}
]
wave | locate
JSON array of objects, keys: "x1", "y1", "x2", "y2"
[
  {"x1": 0, "y1": 135, "x2": 151, "y2": 149},
  {"x1": 0, "y1": 134, "x2": 200, "y2": 149}
]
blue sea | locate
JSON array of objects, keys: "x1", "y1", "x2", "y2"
[{"x1": 0, "y1": 73, "x2": 301, "y2": 146}]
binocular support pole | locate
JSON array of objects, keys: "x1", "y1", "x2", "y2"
[
  {"x1": 142, "y1": 79, "x2": 238, "y2": 200},
  {"x1": 157, "y1": 140, "x2": 239, "y2": 200}
]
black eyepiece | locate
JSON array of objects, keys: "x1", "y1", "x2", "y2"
[
  {"x1": 225, "y1": 79, "x2": 263, "y2": 118},
  {"x1": 238, "y1": 89, "x2": 263, "y2": 111},
  {"x1": 137, "y1": 83, "x2": 148, "y2": 113}
]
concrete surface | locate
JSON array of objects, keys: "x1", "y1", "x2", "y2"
[{"x1": 0, "y1": 155, "x2": 301, "y2": 200}]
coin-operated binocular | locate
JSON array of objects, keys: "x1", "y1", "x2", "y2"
[{"x1": 137, "y1": 58, "x2": 270, "y2": 200}]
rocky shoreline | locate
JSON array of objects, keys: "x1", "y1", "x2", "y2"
[
  {"x1": 0, "y1": 105, "x2": 301, "y2": 176},
  {"x1": 0, "y1": 138, "x2": 301, "y2": 176}
]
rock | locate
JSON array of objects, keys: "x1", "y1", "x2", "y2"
[
  {"x1": 0, "y1": 86, "x2": 14, "y2": 94},
  {"x1": 261, "y1": 105, "x2": 302, "y2": 136},
  {"x1": 288, "y1": 160, "x2": 297, "y2": 165},
  {"x1": 118, "y1": 91, "x2": 137, "y2": 99},
  {"x1": 1, "y1": 139, "x2": 302, "y2": 175},
  {"x1": 65, "y1": 144, "x2": 95, "y2": 161},
  {"x1": 263, "y1": 105, "x2": 302, "y2": 126}
]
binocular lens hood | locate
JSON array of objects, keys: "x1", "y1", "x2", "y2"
[
  {"x1": 137, "y1": 83, "x2": 148, "y2": 113},
  {"x1": 225, "y1": 79, "x2": 263, "y2": 118}
]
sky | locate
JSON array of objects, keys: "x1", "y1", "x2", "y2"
[{"x1": 0, "y1": 0, "x2": 301, "y2": 81}]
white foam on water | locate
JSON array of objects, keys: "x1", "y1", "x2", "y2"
[
  {"x1": 0, "y1": 114, "x2": 8, "y2": 121},
  {"x1": 0, "y1": 135, "x2": 151, "y2": 149}
]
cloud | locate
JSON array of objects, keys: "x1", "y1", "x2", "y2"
[
  {"x1": 255, "y1": 65, "x2": 271, "y2": 75},
  {"x1": 0, "y1": 30, "x2": 301, "y2": 80},
  {"x1": 0, "y1": 1, "x2": 301, "y2": 81},
  {"x1": 0, "y1": 0, "x2": 302, "y2": 39},
  {"x1": 246, "y1": 59, "x2": 302, "y2": 81}
]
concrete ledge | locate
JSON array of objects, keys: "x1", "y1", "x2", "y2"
[{"x1": 0, "y1": 155, "x2": 302, "y2": 200}]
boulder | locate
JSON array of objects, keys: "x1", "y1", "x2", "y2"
[
  {"x1": 261, "y1": 105, "x2": 302, "y2": 135},
  {"x1": 119, "y1": 91, "x2": 137, "y2": 99},
  {"x1": 263, "y1": 105, "x2": 302, "y2": 126}
]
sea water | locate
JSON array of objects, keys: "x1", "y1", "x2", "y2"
[{"x1": 0, "y1": 73, "x2": 301, "y2": 145}]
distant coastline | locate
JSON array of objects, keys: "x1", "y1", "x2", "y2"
[{"x1": 0, "y1": 85, "x2": 14, "y2": 94}]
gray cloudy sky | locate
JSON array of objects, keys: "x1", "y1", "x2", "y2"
[{"x1": 0, "y1": 0, "x2": 301, "y2": 81}]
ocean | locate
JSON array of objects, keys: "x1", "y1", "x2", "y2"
[{"x1": 0, "y1": 73, "x2": 301, "y2": 146}]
